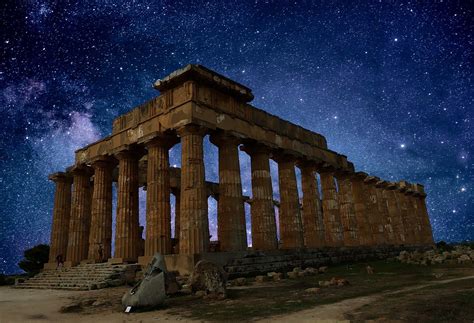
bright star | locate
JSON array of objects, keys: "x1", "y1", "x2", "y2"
[{"x1": 400, "y1": 144, "x2": 406, "y2": 148}]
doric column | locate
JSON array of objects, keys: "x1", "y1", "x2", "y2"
[
  {"x1": 349, "y1": 173, "x2": 373, "y2": 246},
  {"x1": 113, "y1": 147, "x2": 141, "y2": 262},
  {"x1": 363, "y1": 176, "x2": 387, "y2": 245},
  {"x1": 385, "y1": 182, "x2": 406, "y2": 245},
  {"x1": 336, "y1": 173, "x2": 359, "y2": 246},
  {"x1": 413, "y1": 184, "x2": 434, "y2": 245},
  {"x1": 395, "y1": 182, "x2": 414, "y2": 244},
  {"x1": 142, "y1": 135, "x2": 177, "y2": 260},
  {"x1": 46, "y1": 172, "x2": 73, "y2": 267},
  {"x1": 375, "y1": 180, "x2": 395, "y2": 244},
  {"x1": 404, "y1": 183, "x2": 422, "y2": 244},
  {"x1": 241, "y1": 144, "x2": 278, "y2": 251},
  {"x1": 87, "y1": 157, "x2": 115, "y2": 262},
  {"x1": 177, "y1": 125, "x2": 209, "y2": 254},
  {"x1": 318, "y1": 168, "x2": 344, "y2": 247},
  {"x1": 66, "y1": 166, "x2": 93, "y2": 265},
  {"x1": 210, "y1": 133, "x2": 247, "y2": 252},
  {"x1": 298, "y1": 162, "x2": 325, "y2": 248},
  {"x1": 275, "y1": 154, "x2": 303, "y2": 249}
]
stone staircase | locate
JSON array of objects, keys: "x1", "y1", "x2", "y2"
[{"x1": 15, "y1": 263, "x2": 139, "y2": 290}]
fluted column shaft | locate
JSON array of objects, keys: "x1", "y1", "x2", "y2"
[
  {"x1": 66, "y1": 168, "x2": 92, "y2": 264},
  {"x1": 319, "y1": 171, "x2": 344, "y2": 246},
  {"x1": 375, "y1": 184, "x2": 394, "y2": 244},
  {"x1": 48, "y1": 173, "x2": 72, "y2": 263},
  {"x1": 337, "y1": 175, "x2": 359, "y2": 246},
  {"x1": 386, "y1": 188, "x2": 405, "y2": 245},
  {"x1": 114, "y1": 150, "x2": 140, "y2": 261},
  {"x1": 178, "y1": 125, "x2": 208, "y2": 254},
  {"x1": 276, "y1": 156, "x2": 303, "y2": 249},
  {"x1": 211, "y1": 135, "x2": 247, "y2": 252},
  {"x1": 396, "y1": 189, "x2": 414, "y2": 244},
  {"x1": 364, "y1": 180, "x2": 387, "y2": 245},
  {"x1": 406, "y1": 192, "x2": 422, "y2": 244},
  {"x1": 145, "y1": 138, "x2": 175, "y2": 256},
  {"x1": 416, "y1": 195, "x2": 434, "y2": 245},
  {"x1": 242, "y1": 145, "x2": 278, "y2": 251},
  {"x1": 299, "y1": 164, "x2": 325, "y2": 248},
  {"x1": 88, "y1": 159, "x2": 114, "y2": 261},
  {"x1": 350, "y1": 175, "x2": 373, "y2": 246}
]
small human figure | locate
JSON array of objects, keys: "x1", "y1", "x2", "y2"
[
  {"x1": 97, "y1": 243, "x2": 104, "y2": 262},
  {"x1": 56, "y1": 254, "x2": 64, "y2": 269}
]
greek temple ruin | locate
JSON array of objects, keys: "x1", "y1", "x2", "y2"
[{"x1": 44, "y1": 65, "x2": 434, "y2": 272}]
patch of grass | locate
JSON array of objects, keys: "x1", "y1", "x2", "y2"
[{"x1": 165, "y1": 260, "x2": 474, "y2": 322}]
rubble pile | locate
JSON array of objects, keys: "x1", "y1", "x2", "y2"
[{"x1": 396, "y1": 245, "x2": 473, "y2": 265}]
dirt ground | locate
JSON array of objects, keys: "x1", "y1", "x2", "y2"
[{"x1": 1, "y1": 261, "x2": 473, "y2": 322}]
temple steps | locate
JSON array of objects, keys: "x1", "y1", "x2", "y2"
[{"x1": 15, "y1": 263, "x2": 138, "y2": 291}]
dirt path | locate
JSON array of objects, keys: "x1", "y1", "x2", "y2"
[{"x1": 258, "y1": 275, "x2": 474, "y2": 323}]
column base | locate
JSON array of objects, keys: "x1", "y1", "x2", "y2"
[
  {"x1": 80, "y1": 259, "x2": 107, "y2": 265},
  {"x1": 108, "y1": 257, "x2": 137, "y2": 264}
]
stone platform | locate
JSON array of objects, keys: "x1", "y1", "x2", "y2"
[{"x1": 15, "y1": 262, "x2": 139, "y2": 290}]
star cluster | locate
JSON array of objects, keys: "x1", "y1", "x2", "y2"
[{"x1": 1, "y1": 1, "x2": 472, "y2": 274}]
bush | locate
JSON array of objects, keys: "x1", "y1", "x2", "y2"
[
  {"x1": 0, "y1": 274, "x2": 15, "y2": 286},
  {"x1": 18, "y1": 244, "x2": 50, "y2": 276},
  {"x1": 435, "y1": 241, "x2": 454, "y2": 252}
]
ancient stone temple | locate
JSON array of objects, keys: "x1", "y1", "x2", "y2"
[{"x1": 44, "y1": 65, "x2": 434, "y2": 272}]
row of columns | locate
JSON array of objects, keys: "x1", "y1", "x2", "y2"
[{"x1": 48, "y1": 125, "x2": 434, "y2": 266}]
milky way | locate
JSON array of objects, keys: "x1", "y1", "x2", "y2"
[{"x1": 1, "y1": 1, "x2": 472, "y2": 274}]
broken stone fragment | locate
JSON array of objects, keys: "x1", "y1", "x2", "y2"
[
  {"x1": 304, "y1": 287, "x2": 321, "y2": 293},
  {"x1": 189, "y1": 260, "x2": 227, "y2": 298}
]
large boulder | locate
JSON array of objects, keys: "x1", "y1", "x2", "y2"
[
  {"x1": 122, "y1": 254, "x2": 167, "y2": 310},
  {"x1": 189, "y1": 260, "x2": 227, "y2": 298}
]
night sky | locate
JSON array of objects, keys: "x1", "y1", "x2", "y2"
[{"x1": 1, "y1": 1, "x2": 472, "y2": 274}]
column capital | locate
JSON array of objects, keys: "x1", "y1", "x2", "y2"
[
  {"x1": 315, "y1": 163, "x2": 337, "y2": 174},
  {"x1": 209, "y1": 131, "x2": 241, "y2": 147},
  {"x1": 48, "y1": 172, "x2": 73, "y2": 183},
  {"x1": 113, "y1": 145, "x2": 146, "y2": 161},
  {"x1": 69, "y1": 164, "x2": 93, "y2": 176},
  {"x1": 90, "y1": 155, "x2": 118, "y2": 169},
  {"x1": 176, "y1": 124, "x2": 207, "y2": 137},
  {"x1": 240, "y1": 142, "x2": 272, "y2": 156},
  {"x1": 138, "y1": 131, "x2": 179, "y2": 149},
  {"x1": 272, "y1": 151, "x2": 298, "y2": 163},
  {"x1": 295, "y1": 159, "x2": 319, "y2": 170}
]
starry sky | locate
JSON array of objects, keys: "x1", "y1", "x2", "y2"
[{"x1": 1, "y1": 1, "x2": 472, "y2": 274}]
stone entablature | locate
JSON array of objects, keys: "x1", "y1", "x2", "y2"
[
  {"x1": 77, "y1": 65, "x2": 343, "y2": 170},
  {"x1": 46, "y1": 64, "x2": 434, "y2": 272}
]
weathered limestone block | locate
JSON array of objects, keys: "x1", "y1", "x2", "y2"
[
  {"x1": 144, "y1": 135, "x2": 178, "y2": 257},
  {"x1": 114, "y1": 148, "x2": 141, "y2": 262},
  {"x1": 275, "y1": 155, "x2": 304, "y2": 249},
  {"x1": 298, "y1": 162, "x2": 325, "y2": 248},
  {"x1": 48, "y1": 172, "x2": 73, "y2": 264},
  {"x1": 210, "y1": 133, "x2": 247, "y2": 252},
  {"x1": 319, "y1": 169, "x2": 344, "y2": 247},
  {"x1": 336, "y1": 173, "x2": 359, "y2": 246},
  {"x1": 178, "y1": 125, "x2": 209, "y2": 254},
  {"x1": 241, "y1": 144, "x2": 278, "y2": 251},
  {"x1": 66, "y1": 166, "x2": 93, "y2": 264},
  {"x1": 88, "y1": 157, "x2": 115, "y2": 262},
  {"x1": 189, "y1": 260, "x2": 227, "y2": 298},
  {"x1": 350, "y1": 173, "x2": 373, "y2": 246},
  {"x1": 363, "y1": 177, "x2": 387, "y2": 245}
]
